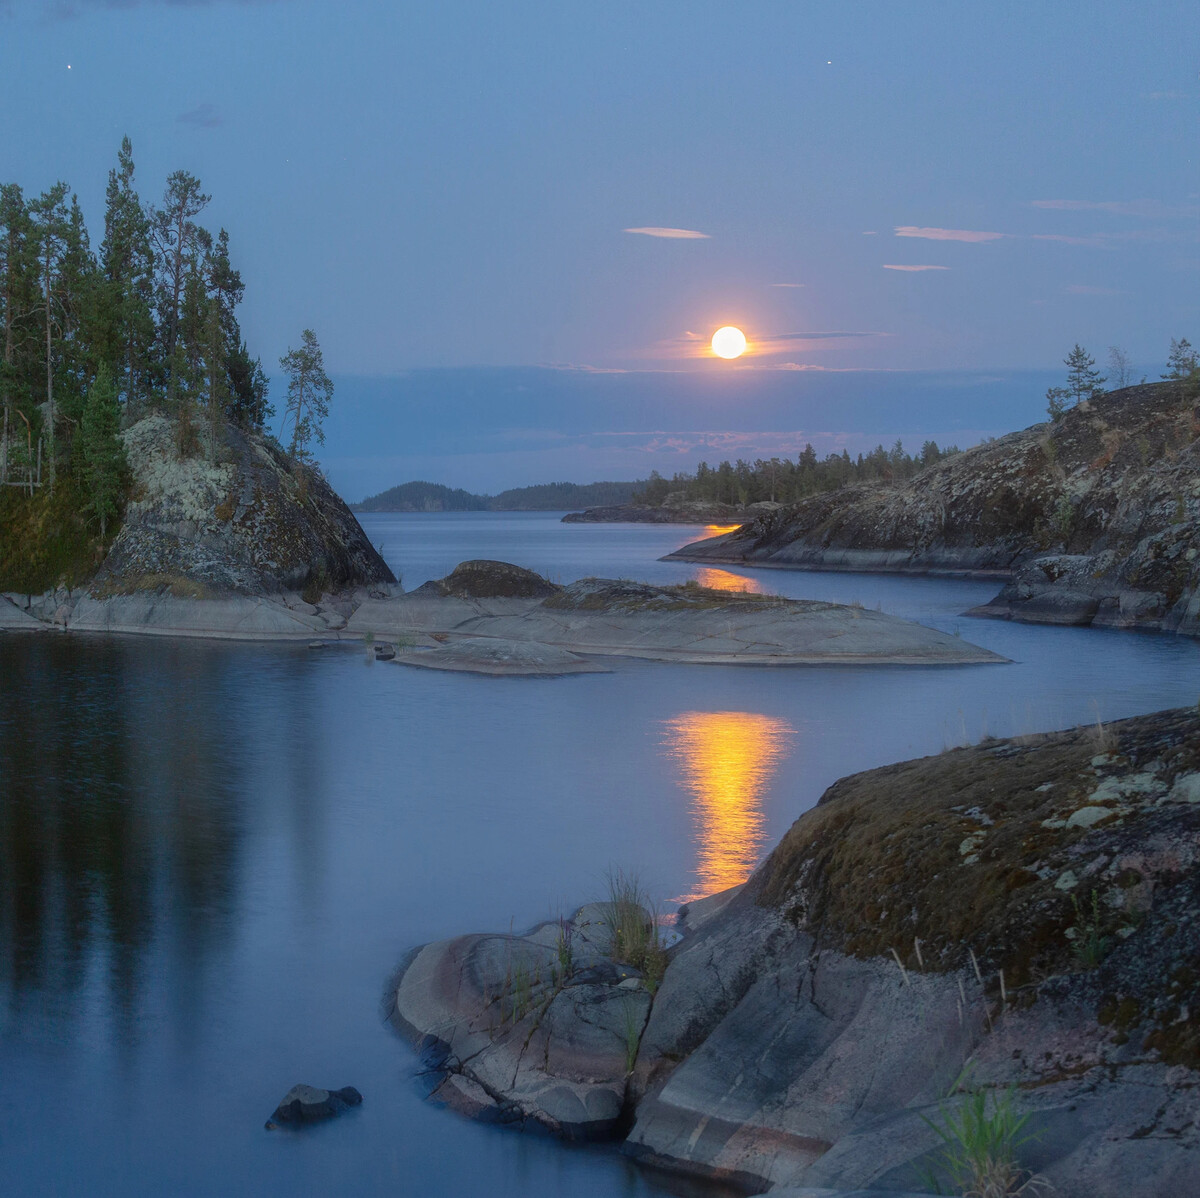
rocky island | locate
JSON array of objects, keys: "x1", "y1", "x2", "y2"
[
  {"x1": 2, "y1": 411, "x2": 396, "y2": 639},
  {"x1": 667, "y1": 381, "x2": 1200, "y2": 637},
  {"x1": 391, "y1": 705, "x2": 1200, "y2": 1196},
  {"x1": 345, "y1": 559, "x2": 1007, "y2": 673}
]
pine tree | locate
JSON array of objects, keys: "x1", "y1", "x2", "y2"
[
  {"x1": 1163, "y1": 337, "x2": 1198, "y2": 380},
  {"x1": 28, "y1": 182, "x2": 71, "y2": 489},
  {"x1": 150, "y1": 170, "x2": 210, "y2": 402},
  {"x1": 80, "y1": 362, "x2": 126, "y2": 538},
  {"x1": 279, "y1": 328, "x2": 332, "y2": 463},
  {"x1": 100, "y1": 138, "x2": 155, "y2": 412},
  {"x1": 0, "y1": 183, "x2": 37, "y2": 483},
  {"x1": 1063, "y1": 344, "x2": 1106, "y2": 402},
  {"x1": 1047, "y1": 344, "x2": 1106, "y2": 421}
]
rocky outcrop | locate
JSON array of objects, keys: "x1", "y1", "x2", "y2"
[
  {"x1": 349, "y1": 570, "x2": 1008, "y2": 671},
  {"x1": 669, "y1": 381, "x2": 1200, "y2": 636},
  {"x1": 410, "y1": 559, "x2": 561, "y2": 600},
  {"x1": 564, "y1": 499, "x2": 778, "y2": 524},
  {"x1": 92, "y1": 414, "x2": 394, "y2": 598},
  {"x1": 392, "y1": 707, "x2": 1200, "y2": 1196}
]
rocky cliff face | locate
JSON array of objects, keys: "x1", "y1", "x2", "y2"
[
  {"x1": 91, "y1": 414, "x2": 394, "y2": 597},
  {"x1": 670, "y1": 381, "x2": 1200, "y2": 635},
  {"x1": 393, "y1": 706, "x2": 1200, "y2": 1196}
]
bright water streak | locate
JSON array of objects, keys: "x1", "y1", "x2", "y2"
[{"x1": 1, "y1": 512, "x2": 1198, "y2": 1197}]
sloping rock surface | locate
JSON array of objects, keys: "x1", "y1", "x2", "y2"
[
  {"x1": 92, "y1": 414, "x2": 394, "y2": 597},
  {"x1": 350, "y1": 574, "x2": 1007, "y2": 666},
  {"x1": 393, "y1": 707, "x2": 1200, "y2": 1196},
  {"x1": 669, "y1": 381, "x2": 1200, "y2": 635}
]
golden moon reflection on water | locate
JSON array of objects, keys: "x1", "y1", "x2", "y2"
[{"x1": 662, "y1": 711, "x2": 794, "y2": 902}]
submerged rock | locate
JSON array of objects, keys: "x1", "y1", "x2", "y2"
[
  {"x1": 392, "y1": 706, "x2": 1200, "y2": 1196},
  {"x1": 265, "y1": 1084, "x2": 362, "y2": 1129}
]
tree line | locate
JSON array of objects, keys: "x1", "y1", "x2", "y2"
[
  {"x1": 0, "y1": 138, "x2": 329, "y2": 540},
  {"x1": 633, "y1": 439, "x2": 963, "y2": 508}
]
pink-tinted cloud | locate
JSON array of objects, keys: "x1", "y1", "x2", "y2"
[
  {"x1": 624, "y1": 226, "x2": 710, "y2": 239},
  {"x1": 894, "y1": 226, "x2": 1005, "y2": 242},
  {"x1": 770, "y1": 282, "x2": 805, "y2": 288},
  {"x1": 883, "y1": 264, "x2": 950, "y2": 272}
]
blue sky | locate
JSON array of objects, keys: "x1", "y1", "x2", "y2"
[{"x1": 2, "y1": 1, "x2": 1197, "y2": 496}]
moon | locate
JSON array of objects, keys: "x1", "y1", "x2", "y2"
[{"x1": 711, "y1": 326, "x2": 747, "y2": 359}]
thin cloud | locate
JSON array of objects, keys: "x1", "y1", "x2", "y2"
[
  {"x1": 756, "y1": 330, "x2": 889, "y2": 342},
  {"x1": 883, "y1": 264, "x2": 950, "y2": 272},
  {"x1": 1030, "y1": 233, "x2": 1105, "y2": 246},
  {"x1": 770, "y1": 282, "x2": 805, "y2": 288},
  {"x1": 1065, "y1": 284, "x2": 1122, "y2": 295},
  {"x1": 38, "y1": 0, "x2": 286, "y2": 15},
  {"x1": 861, "y1": 230, "x2": 878, "y2": 236},
  {"x1": 894, "y1": 226, "x2": 1005, "y2": 243},
  {"x1": 624, "y1": 226, "x2": 710, "y2": 239},
  {"x1": 1031, "y1": 199, "x2": 1199, "y2": 219},
  {"x1": 177, "y1": 102, "x2": 222, "y2": 128}
]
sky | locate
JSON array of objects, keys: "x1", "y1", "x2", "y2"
[{"x1": 1, "y1": 1, "x2": 1197, "y2": 498}]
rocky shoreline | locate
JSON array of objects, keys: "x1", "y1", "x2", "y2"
[
  {"x1": 6, "y1": 560, "x2": 1009, "y2": 675},
  {"x1": 667, "y1": 382, "x2": 1200, "y2": 638},
  {"x1": 563, "y1": 499, "x2": 777, "y2": 525},
  {"x1": 390, "y1": 706, "x2": 1200, "y2": 1196}
]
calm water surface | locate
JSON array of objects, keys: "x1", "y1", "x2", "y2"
[{"x1": 2, "y1": 513, "x2": 1198, "y2": 1196}]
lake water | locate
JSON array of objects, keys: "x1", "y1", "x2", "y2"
[{"x1": 2, "y1": 513, "x2": 1198, "y2": 1197}]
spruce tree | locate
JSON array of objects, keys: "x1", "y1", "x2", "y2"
[
  {"x1": 279, "y1": 328, "x2": 332, "y2": 462},
  {"x1": 80, "y1": 362, "x2": 125, "y2": 537}
]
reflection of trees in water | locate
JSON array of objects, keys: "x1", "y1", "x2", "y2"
[{"x1": 0, "y1": 637, "x2": 254, "y2": 1045}]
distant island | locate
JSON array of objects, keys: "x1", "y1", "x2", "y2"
[{"x1": 352, "y1": 478, "x2": 642, "y2": 512}]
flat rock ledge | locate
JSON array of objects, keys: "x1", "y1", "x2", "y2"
[
  {"x1": 351, "y1": 570, "x2": 1007, "y2": 669},
  {"x1": 392, "y1": 708, "x2": 1200, "y2": 1197},
  {"x1": 394, "y1": 636, "x2": 609, "y2": 676}
]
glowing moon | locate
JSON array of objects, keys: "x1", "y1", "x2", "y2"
[{"x1": 711, "y1": 326, "x2": 747, "y2": 359}]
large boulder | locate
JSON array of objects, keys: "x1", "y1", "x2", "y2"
[
  {"x1": 91, "y1": 414, "x2": 394, "y2": 598},
  {"x1": 412, "y1": 559, "x2": 561, "y2": 599}
]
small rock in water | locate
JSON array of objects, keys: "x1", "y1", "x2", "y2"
[
  {"x1": 308, "y1": 640, "x2": 326, "y2": 650},
  {"x1": 373, "y1": 642, "x2": 396, "y2": 661},
  {"x1": 265, "y1": 1084, "x2": 362, "y2": 1129}
]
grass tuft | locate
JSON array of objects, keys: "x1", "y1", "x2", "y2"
[
  {"x1": 603, "y1": 870, "x2": 668, "y2": 993},
  {"x1": 919, "y1": 1070, "x2": 1047, "y2": 1197}
]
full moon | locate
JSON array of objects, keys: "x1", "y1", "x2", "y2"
[{"x1": 711, "y1": 326, "x2": 747, "y2": 359}]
